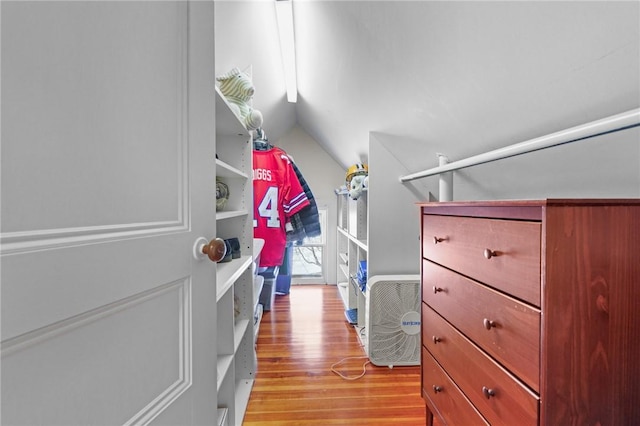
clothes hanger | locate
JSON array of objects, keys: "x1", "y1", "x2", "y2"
[{"x1": 253, "y1": 128, "x2": 273, "y2": 151}]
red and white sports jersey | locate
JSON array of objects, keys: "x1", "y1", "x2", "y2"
[{"x1": 253, "y1": 147, "x2": 309, "y2": 267}]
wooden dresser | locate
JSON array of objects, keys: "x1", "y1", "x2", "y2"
[{"x1": 419, "y1": 199, "x2": 640, "y2": 426}]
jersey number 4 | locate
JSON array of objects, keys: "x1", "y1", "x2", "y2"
[{"x1": 254, "y1": 186, "x2": 280, "y2": 228}]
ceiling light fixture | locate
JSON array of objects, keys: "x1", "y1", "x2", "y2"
[{"x1": 275, "y1": 0, "x2": 297, "y2": 103}]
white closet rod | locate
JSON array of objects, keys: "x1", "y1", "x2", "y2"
[{"x1": 399, "y1": 108, "x2": 640, "y2": 183}]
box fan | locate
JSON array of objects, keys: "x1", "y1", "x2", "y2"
[{"x1": 365, "y1": 275, "x2": 421, "y2": 367}]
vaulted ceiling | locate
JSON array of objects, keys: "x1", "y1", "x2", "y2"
[{"x1": 215, "y1": 1, "x2": 640, "y2": 176}]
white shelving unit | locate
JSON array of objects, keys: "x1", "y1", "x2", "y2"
[
  {"x1": 252, "y1": 239, "x2": 265, "y2": 342},
  {"x1": 335, "y1": 133, "x2": 432, "y2": 355},
  {"x1": 336, "y1": 191, "x2": 368, "y2": 346},
  {"x1": 214, "y1": 86, "x2": 256, "y2": 426}
]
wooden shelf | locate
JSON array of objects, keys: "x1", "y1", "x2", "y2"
[
  {"x1": 217, "y1": 355, "x2": 234, "y2": 391},
  {"x1": 216, "y1": 210, "x2": 249, "y2": 221},
  {"x1": 217, "y1": 158, "x2": 249, "y2": 179},
  {"x1": 215, "y1": 86, "x2": 249, "y2": 138},
  {"x1": 216, "y1": 256, "x2": 252, "y2": 301}
]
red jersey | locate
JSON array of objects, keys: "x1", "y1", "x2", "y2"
[{"x1": 253, "y1": 147, "x2": 309, "y2": 267}]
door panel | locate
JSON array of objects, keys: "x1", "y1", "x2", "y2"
[
  {"x1": 1, "y1": 1, "x2": 185, "y2": 233},
  {"x1": 1, "y1": 2, "x2": 217, "y2": 424},
  {"x1": 2, "y1": 280, "x2": 191, "y2": 425}
]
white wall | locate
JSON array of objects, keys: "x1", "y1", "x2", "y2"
[
  {"x1": 295, "y1": 1, "x2": 640, "y2": 176},
  {"x1": 214, "y1": 1, "x2": 295, "y2": 144},
  {"x1": 273, "y1": 125, "x2": 345, "y2": 284},
  {"x1": 375, "y1": 124, "x2": 639, "y2": 202},
  {"x1": 452, "y1": 125, "x2": 640, "y2": 200},
  {"x1": 367, "y1": 134, "x2": 432, "y2": 278}
]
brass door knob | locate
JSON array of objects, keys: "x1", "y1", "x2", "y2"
[
  {"x1": 202, "y1": 238, "x2": 227, "y2": 262},
  {"x1": 193, "y1": 237, "x2": 227, "y2": 262}
]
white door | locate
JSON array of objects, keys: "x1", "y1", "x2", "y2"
[{"x1": 1, "y1": 2, "x2": 218, "y2": 424}]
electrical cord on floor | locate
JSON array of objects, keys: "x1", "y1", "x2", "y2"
[
  {"x1": 358, "y1": 326, "x2": 367, "y2": 345},
  {"x1": 331, "y1": 356, "x2": 371, "y2": 380}
]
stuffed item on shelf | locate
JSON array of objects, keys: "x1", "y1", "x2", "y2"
[
  {"x1": 345, "y1": 163, "x2": 368, "y2": 200},
  {"x1": 216, "y1": 178, "x2": 230, "y2": 211},
  {"x1": 216, "y1": 67, "x2": 263, "y2": 130},
  {"x1": 349, "y1": 175, "x2": 367, "y2": 200}
]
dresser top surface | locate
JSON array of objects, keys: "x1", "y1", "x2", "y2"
[
  {"x1": 418, "y1": 198, "x2": 640, "y2": 207},
  {"x1": 419, "y1": 199, "x2": 640, "y2": 220}
]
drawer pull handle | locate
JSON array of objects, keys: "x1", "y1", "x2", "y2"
[
  {"x1": 483, "y1": 318, "x2": 496, "y2": 330},
  {"x1": 432, "y1": 336, "x2": 442, "y2": 344},
  {"x1": 433, "y1": 236, "x2": 445, "y2": 244},
  {"x1": 433, "y1": 385, "x2": 443, "y2": 393},
  {"x1": 483, "y1": 248, "x2": 498, "y2": 259},
  {"x1": 433, "y1": 286, "x2": 444, "y2": 294},
  {"x1": 482, "y1": 386, "x2": 496, "y2": 399}
]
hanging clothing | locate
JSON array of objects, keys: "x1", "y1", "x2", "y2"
[
  {"x1": 253, "y1": 146, "x2": 310, "y2": 267},
  {"x1": 286, "y1": 160, "x2": 321, "y2": 245}
]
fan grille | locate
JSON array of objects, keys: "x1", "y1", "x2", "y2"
[{"x1": 367, "y1": 280, "x2": 420, "y2": 366}]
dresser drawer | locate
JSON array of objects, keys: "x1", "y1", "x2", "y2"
[
  {"x1": 423, "y1": 259, "x2": 540, "y2": 391},
  {"x1": 423, "y1": 304, "x2": 539, "y2": 425},
  {"x1": 422, "y1": 214, "x2": 541, "y2": 306},
  {"x1": 422, "y1": 347, "x2": 488, "y2": 426}
]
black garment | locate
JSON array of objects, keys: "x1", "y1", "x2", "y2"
[{"x1": 287, "y1": 161, "x2": 321, "y2": 245}]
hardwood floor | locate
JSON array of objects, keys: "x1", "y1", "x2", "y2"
[{"x1": 243, "y1": 284, "x2": 426, "y2": 425}]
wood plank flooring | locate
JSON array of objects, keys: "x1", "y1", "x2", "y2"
[{"x1": 243, "y1": 285, "x2": 426, "y2": 425}]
